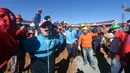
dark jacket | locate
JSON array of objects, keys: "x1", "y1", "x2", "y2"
[{"x1": 33, "y1": 14, "x2": 41, "y2": 29}]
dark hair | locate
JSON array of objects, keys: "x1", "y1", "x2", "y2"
[
  {"x1": 127, "y1": 19, "x2": 130, "y2": 23},
  {"x1": 44, "y1": 16, "x2": 51, "y2": 20},
  {"x1": 108, "y1": 28, "x2": 112, "y2": 33}
]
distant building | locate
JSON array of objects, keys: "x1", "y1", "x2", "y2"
[{"x1": 71, "y1": 20, "x2": 115, "y2": 27}]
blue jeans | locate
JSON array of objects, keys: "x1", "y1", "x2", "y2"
[
  {"x1": 82, "y1": 48, "x2": 95, "y2": 66},
  {"x1": 111, "y1": 57, "x2": 123, "y2": 73},
  {"x1": 66, "y1": 43, "x2": 76, "y2": 58}
]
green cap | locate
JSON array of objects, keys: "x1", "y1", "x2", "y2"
[{"x1": 111, "y1": 23, "x2": 120, "y2": 29}]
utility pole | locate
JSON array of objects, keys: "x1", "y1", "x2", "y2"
[{"x1": 122, "y1": 3, "x2": 126, "y2": 27}]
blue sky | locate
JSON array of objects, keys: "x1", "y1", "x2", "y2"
[{"x1": 0, "y1": 0, "x2": 130, "y2": 24}]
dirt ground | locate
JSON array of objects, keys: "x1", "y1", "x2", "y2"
[{"x1": 4, "y1": 48, "x2": 77, "y2": 73}]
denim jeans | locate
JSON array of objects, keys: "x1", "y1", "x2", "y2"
[
  {"x1": 111, "y1": 57, "x2": 123, "y2": 73},
  {"x1": 82, "y1": 48, "x2": 95, "y2": 66},
  {"x1": 66, "y1": 43, "x2": 76, "y2": 58}
]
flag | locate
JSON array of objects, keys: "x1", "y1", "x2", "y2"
[{"x1": 124, "y1": 7, "x2": 130, "y2": 12}]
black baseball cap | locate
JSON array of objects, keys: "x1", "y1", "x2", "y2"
[
  {"x1": 44, "y1": 16, "x2": 51, "y2": 20},
  {"x1": 40, "y1": 21, "x2": 52, "y2": 29}
]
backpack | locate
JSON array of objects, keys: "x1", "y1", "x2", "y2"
[{"x1": 0, "y1": 7, "x2": 19, "y2": 68}]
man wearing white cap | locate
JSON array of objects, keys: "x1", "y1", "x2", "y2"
[{"x1": 22, "y1": 21, "x2": 64, "y2": 73}]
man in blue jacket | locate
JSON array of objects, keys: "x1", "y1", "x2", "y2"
[{"x1": 22, "y1": 21, "x2": 64, "y2": 73}]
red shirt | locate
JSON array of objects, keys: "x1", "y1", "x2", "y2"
[{"x1": 115, "y1": 31, "x2": 130, "y2": 59}]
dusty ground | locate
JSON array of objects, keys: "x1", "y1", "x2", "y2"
[
  {"x1": 3, "y1": 48, "x2": 125, "y2": 73},
  {"x1": 4, "y1": 48, "x2": 77, "y2": 73}
]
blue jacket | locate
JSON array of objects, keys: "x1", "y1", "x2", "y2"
[
  {"x1": 22, "y1": 32, "x2": 64, "y2": 58},
  {"x1": 65, "y1": 29, "x2": 77, "y2": 44},
  {"x1": 33, "y1": 14, "x2": 41, "y2": 28}
]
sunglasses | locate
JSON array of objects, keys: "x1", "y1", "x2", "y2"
[{"x1": 45, "y1": 30, "x2": 49, "y2": 32}]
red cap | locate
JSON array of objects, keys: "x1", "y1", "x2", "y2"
[{"x1": 14, "y1": 14, "x2": 22, "y2": 19}]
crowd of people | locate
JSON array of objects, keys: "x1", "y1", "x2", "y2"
[{"x1": 0, "y1": 7, "x2": 130, "y2": 73}]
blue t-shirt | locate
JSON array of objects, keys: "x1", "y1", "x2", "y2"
[{"x1": 65, "y1": 29, "x2": 77, "y2": 44}]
